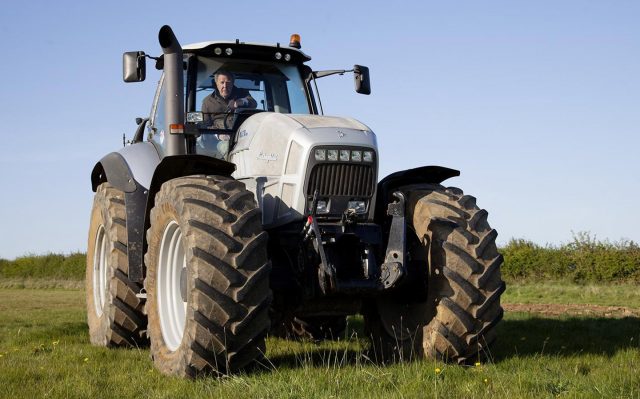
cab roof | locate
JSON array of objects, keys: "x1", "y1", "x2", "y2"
[{"x1": 182, "y1": 41, "x2": 311, "y2": 64}]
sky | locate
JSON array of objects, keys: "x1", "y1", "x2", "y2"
[{"x1": 0, "y1": 0, "x2": 638, "y2": 259}]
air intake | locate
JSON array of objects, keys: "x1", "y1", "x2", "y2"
[{"x1": 307, "y1": 163, "x2": 375, "y2": 197}]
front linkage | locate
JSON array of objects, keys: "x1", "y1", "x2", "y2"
[{"x1": 301, "y1": 191, "x2": 408, "y2": 295}]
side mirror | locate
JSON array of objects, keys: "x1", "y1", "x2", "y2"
[
  {"x1": 353, "y1": 64, "x2": 371, "y2": 95},
  {"x1": 123, "y1": 51, "x2": 146, "y2": 82}
]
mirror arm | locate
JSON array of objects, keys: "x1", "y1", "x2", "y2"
[
  {"x1": 312, "y1": 69, "x2": 353, "y2": 79},
  {"x1": 133, "y1": 118, "x2": 149, "y2": 143},
  {"x1": 311, "y1": 74, "x2": 324, "y2": 116}
]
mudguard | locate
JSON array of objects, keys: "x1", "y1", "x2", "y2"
[
  {"x1": 90, "y1": 143, "x2": 235, "y2": 283},
  {"x1": 374, "y1": 165, "x2": 460, "y2": 223},
  {"x1": 91, "y1": 143, "x2": 161, "y2": 282},
  {"x1": 91, "y1": 142, "x2": 161, "y2": 193}
]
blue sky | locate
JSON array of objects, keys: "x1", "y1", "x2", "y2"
[{"x1": 0, "y1": 0, "x2": 638, "y2": 259}]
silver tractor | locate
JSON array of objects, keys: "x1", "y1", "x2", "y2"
[{"x1": 86, "y1": 25, "x2": 505, "y2": 377}]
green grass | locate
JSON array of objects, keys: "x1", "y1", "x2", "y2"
[
  {"x1": 503, "y1": 281, "x2": 640, "y2": 308},
  {"x1": 1, "y1": 288, "x2": 638, "y2": 398}
]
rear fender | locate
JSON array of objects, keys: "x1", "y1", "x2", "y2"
[
  {"x1": 90, "y1": 150, "x2": 235, "y2": 283},
  {"x1": 91, "y1": 142, "x2": 160, "y2": 193}
]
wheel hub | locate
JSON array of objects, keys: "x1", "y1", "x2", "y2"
[
  {"x1": 92, "y1": 225, "x2": 108, "y2": 316},
  {"x1": 157, "y1": 221, "x2": 188, "y2": 352}
]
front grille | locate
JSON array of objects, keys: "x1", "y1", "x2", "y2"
[{"x1": 307, "y1": 163, "x2": 375, "y2": 197}]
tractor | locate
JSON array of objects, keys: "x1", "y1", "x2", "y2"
[{"x1": 86, "y1": 25, "x2": 505, "y2": 377}]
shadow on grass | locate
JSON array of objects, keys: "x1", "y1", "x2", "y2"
[
  {"x1": 265, "y1": 348, "x2": 364, "y2": 371},
  {"x1": 493, "y1": 316, "x2": 640, "y2": 360},
  {"x1": 265, "y1": 315, "x2": 640, "y2": 370},
  {"x1": 264, "y1": 317, "x2": 368, "y2": 370}
]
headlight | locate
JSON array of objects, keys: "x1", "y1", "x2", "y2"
[
  {"x1": 316, "y1": 200, "x2": 330, "y2": 214},
  {"x1": 347, "y1": 200, "x2": 367, "y2": 214},
  {"x1": 314, "y1": 148, "x2": 374, "y2": 163},
  {"x1": 186, "y1": 112, "x2": 204, "y2": 123},
  {"x1": 314, "y1": 149, "x2": 326, "y2": 161}
]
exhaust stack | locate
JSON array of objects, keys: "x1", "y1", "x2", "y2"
[{"x1": 159, "y1": 25, "x2": 186, "y2": 156}]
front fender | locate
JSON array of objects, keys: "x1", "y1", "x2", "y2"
[
  {"x1": 374, "y1": 165, "x2": 460, "y2": 223},
  {"x1": 132, "y1": 155, "x2": 236, "y2": 282}
]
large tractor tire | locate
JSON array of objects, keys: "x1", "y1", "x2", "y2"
[
  {"x1": 145, "y1": 175, "x2": 271, "y2": 377},
  {"x1": 86, "y1": 183, "x2": 148, "y2": 347},
  {"x1": 365, "y1": 185, "x2": 505, "y2": 364}
]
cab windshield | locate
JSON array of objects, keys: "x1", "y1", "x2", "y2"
[
  {"x1": 194, "y1": 57, "x2": 309, "y2": 116},
  {"x1": 188, "y1": 56, "x2": 310, "y2": 158}
]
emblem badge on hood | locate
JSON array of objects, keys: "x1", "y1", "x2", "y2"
[{"x1": 258, "y1": 151, "x2": 278, "y2": 161}]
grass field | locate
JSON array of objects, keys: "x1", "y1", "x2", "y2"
[
  {"x1": 505, "y1": 282, "x2": 640, "y2": 308},
  {"x1": 0, "y1": 284, "x2": 638, "y2": 398}
]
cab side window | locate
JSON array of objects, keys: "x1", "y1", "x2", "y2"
[{"x1": 149, "y1": 78, "x2": 167, "y2": 152}]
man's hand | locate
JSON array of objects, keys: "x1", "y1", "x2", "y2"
[{"x1": 229, "y1": 98, "x2": 249, "y2": 109}]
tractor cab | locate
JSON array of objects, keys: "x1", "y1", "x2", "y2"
[
  {"x1": 182, "y1": 51, "x2": 313, "y2": 159},
  {"x1": 124, "y1": 35, "x2": 370, "y2": 160},
  {"x1": 132, "y1": 38, "x2": 314, "y2": 159}
]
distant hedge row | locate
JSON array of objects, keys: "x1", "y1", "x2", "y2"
[
  {"x1": 1, "y1": 233, "x2": 639, "y2": 283},
  {"x1": 501, "y1": 233, "x2": 640, "y2": 283},
  {"x1": 0, "y1": 253, "x2": 85, "y2": 280}
]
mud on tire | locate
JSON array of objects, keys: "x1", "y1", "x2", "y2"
[
  {"x1": 86, "y1": 183, "x2": 148, "y2": 347},
  {"x1": 365, "y1": 185, "x2": 505, "y2": 364},
  {"x1": 145, "y1": 175, "x2": 271, "y2": 377}
]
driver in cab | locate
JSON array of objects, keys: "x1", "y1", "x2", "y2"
[{"x1": 201, "y1": 70, "x2": 257, "y2": 129}]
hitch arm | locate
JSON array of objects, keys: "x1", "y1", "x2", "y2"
[{"x1": 380, "y1": 191, "x2": 406, "y2": 288}]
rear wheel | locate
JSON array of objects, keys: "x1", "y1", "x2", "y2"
[
  {"x1": 145, "y1": 175, "x2": 271, "y2": 377},
  {"x1": 365, "y1": 185, "x2": 505, "y2": 364},
  {"x1": 86, "y1": 183, "x2": 147, "y2": 347}
]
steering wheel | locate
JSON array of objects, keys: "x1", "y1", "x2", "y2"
[{"x1": 227, "y1": 109, "x2": 267, "y2": 129}]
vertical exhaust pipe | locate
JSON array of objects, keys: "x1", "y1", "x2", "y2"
[{"x1": 158, "y1": 25, "x2": 186, "y2": 156}]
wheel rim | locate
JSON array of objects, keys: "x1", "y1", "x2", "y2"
[
  {"x1": 157, "y1": 221, "x2": 187, "y2": 352},
  {"x1": 92, "y1": 225, "x2": 108, "y2": 316}
]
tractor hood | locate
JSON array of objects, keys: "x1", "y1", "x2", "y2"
[
  {"x1": 232, "y1": 112, "x2": 375, "y2": 158},
  {"x1": 229, "y1": 112, "x2": 379, "y2": 228}
]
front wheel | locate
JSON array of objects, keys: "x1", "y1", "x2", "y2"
[
  {"x1": 365, "y1": 185, "x2": 505, "y2": 364},
  {"x1": 145, "y1": 175, "x2": 271, "y2": 377}
]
